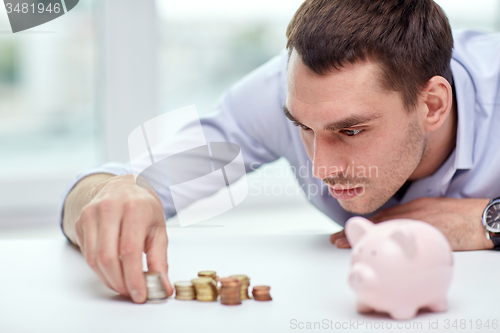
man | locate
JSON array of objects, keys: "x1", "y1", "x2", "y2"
[{"x1": 61, "y1": 0, "x2": 500, "y2": 304}]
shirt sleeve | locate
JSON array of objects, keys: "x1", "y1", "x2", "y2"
[{"x1": 59, "y1": 50, "x2": 289, "y2": 238}]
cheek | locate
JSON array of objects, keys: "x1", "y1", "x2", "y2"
[
  {"x1": 350, "y1": 134, "x2": 390, "y2": 169},
  {"x1": 363, "y1": 125, "x2": 406, "y2": 161},
  {"x1": 365, "y1": 128, "x2": 421, "y2": 182}
]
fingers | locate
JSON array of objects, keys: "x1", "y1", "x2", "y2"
[
  {"x1": 144, "y1": 225, "x2": 174, "y2": 297},
  {"x1": 330, "y1": 230, "x2": 351, "y2": 249},
  {"x1": 76, "y1": 206, "x2": 115, "y2": 292},
  {"x1": 120, "y1": 202, "x2": 149, "y2": 303},
  {"x1": 75, "y1": 176, "x2": 171, "y2": 304},
  {"x1": 335, "y1": 238, "x2": 351, "y2": 248},
  {"x1": 330, "y1": 230, "x2": 345, "y2": 244},
  {"x1": 95, "y1": 200, "x2": 128, "y2": 296}
]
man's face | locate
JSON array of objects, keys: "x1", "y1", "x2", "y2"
[{"x1": 285, "y1": 51, "x2": 427, "y2": 214}]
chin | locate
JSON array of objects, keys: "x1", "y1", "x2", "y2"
[{"x1": 338, "y1": 197, "x2": 384, "y2": 215}]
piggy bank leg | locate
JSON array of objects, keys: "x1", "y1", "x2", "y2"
[
  {"x1": 356, "y1": 302, "x2": 373, "y2": 313},
  {"x1": 390, "y1": 307, "x2": 418, "y2": 320},
  {"x1": 427, "y1": 299, "x2": 448, "y2": 312}
]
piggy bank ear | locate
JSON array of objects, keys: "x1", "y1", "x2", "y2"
[
  {"x1": 345, "y1": 217, "x2": 374, "y2": 246},
  {"x1": 390, "y1": 229, "x2": 416, "y2": 258}
]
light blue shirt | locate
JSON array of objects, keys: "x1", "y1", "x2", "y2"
[{"x1": 60, "y1": 30, "x2": 500, "y2": 229}]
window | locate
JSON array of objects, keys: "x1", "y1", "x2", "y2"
[
  {"x1": 156, "y1": 0, "x2": 305, "y2": 115},
  {"x1": 0, "y1": 0, "x2": 499, "y2": 234},
  {"x1": 0, "y1": 1, "x2": 98, "y2": 183}
]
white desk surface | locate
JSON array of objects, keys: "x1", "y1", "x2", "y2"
[{"x1": 1, "y1": 205, "x2": 500, "y2": 333}]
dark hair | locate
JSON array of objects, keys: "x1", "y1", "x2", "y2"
[{"x1": 286, "y1": 0, "x2": 454, "y2": 110}]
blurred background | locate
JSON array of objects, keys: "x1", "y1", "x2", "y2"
[{"x1": 0, "y1": 0, "x2": 499, "y2": 239}]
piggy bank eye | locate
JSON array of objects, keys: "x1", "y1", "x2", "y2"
[{"x1": 371, "y1": 250, "x2": 377, "y2": 256}]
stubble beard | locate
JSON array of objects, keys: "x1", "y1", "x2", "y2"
[{"x1": 337, "y1": 114, "x2": 427, "y2": 215}]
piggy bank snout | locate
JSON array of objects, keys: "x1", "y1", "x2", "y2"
[
  {"x1": 349, "y1": 263, "x2": 375, "y2": 290},
  {"x1": 349, "y1": 271, "x2": 364, "y2": 289}
]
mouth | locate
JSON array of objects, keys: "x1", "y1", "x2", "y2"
[{"x1": 328, "y1": 185, "x2": 363, "y2": 201}]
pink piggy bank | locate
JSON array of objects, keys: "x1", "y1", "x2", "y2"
[{"x1": 345, "y1": 216, "x2": 453, "y2": 320}]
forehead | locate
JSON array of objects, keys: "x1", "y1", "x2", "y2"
[{"x1": 286, "y1": 50, "x2": 394, "y2": 112}]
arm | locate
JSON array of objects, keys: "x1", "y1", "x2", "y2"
[
  {"x1": 331, "y1": 197, "x2": 494, "y2": 251},
  {"x1": 60, "y1": 50, "x2": 290, "y2": 302}
]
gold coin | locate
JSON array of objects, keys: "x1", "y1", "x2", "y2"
[
  {"x1": 192, "y1": 277, "x2": 215, "y2": 285},
  {"x1": 198, "y1": 270, "x2": 217, "y2": 277},
  {"x1": 176, "y1": 296, "x2": 195, "y2": 300},
  {"x1": 230, "y1": 275, "x2": 249, "y2": 281}
]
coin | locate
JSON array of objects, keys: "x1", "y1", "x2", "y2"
[
  {"x1": 252, "y1": 285, "x2": 272, "y2": 301},
  {"x1": 252, "y1": 285, "x2": 270, "y2": 292},
  {"x1": 219, "y1": 277, "x2": 242, "y2": 306},
  {"x1": 230, "y1": 274, "x2": 251, "y2": 300},
  {"x1": 198, "y1": 270, "x2": 217, "y2": 278},
  {"x1": 174, "y1": 280, "x2": 196, "y2": 300},
  {"x1": 191, "y1": 277, "x2": 217, "y2": 301},
  {"x1": 144, "y1": 271, "x2": 167, "y2": 303},
  {"x1": 219, "y1": 277, "x2": 241, "y2": 287}
]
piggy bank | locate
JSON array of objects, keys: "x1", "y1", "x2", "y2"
[{"x1": 345, "y1": 216, "x2": 453, "y2": 320}]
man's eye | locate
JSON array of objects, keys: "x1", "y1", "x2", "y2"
[
  {"x1": 293, "y1": 121, "x2": 312, "y2": 131},
  {"x1": 342, "y1": 129, "x2": 363, "y2": 136}
]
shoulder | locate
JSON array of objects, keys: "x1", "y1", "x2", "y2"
[
  {"x1": 452, "y1": 30, "x2": 500, "y2": 104},
  {"x1": 227, "y1": 49, "x2": 288, "y2": 119},
  {"x1": 224, "y1": 50, "x2": 294, "y2": 156},
  {"x1": 452, "y1": 30, "x2": 500, "y2": 61}
]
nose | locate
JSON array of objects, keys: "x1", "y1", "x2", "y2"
[{"x1": 312, "y1": 134, "x2": 347, "y2": 179}]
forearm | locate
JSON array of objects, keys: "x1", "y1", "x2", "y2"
[{"x1": 62, "y1": 173, "x2": 116, "y2": 245}]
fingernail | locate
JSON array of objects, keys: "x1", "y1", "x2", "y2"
[
  {"x1": 336, "y1": 238, "x2": 349, "y2": 248},
  {"x1": 131, "y1": 290, "x2": 143, "y2": 303}
]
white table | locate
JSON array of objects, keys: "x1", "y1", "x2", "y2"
[{"x1": 1, "y1": 205, "x2": 499, "y2": 333}]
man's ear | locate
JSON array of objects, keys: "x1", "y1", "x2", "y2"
[{"x1": 421, "y1": 76, "x2": 453, "y2": 132}]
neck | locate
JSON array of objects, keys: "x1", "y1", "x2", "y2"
[{"x1": 408, "y1": 95, "x2": 458, "y2": 181}]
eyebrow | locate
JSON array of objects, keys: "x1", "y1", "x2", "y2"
[{"x1": 283, "y1": 105, "x2": 380, "y2": 131}]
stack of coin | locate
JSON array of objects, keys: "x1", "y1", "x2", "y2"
[
  {"x1": 252, "y1": 285, "x2": 272, "y2": 301},
  {"x1": 198, "y1": 270, "x2": 219, "y2": 282},
  {"x1": 144, "y1": 271, "x2": 167, "y2": 303},
  {"x1": 191, "y1": 277, "x2": 218, "y2": 302},
  {"x1": 174, "y1": 281, "x2": 196, "y2": 300},
  {"x1": 219, "y1": 277, "x2": 242, "y2": 306},
  {"x1": 230, "y1": 274, "x2": 250, "y2": 300},
  {"x1": 198, "y1": 270, "x2": 219, "y2": 296}
]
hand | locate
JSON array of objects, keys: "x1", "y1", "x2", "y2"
[
  {"x1": 330, "y1": 197, "x2": 493, "y2": 251},
  {"x1": 330, "y1": 229, "x2": 350, "y2": 248},
  {"x1": 72, "y1": 174, "x2": 173, "y2": 303}
]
